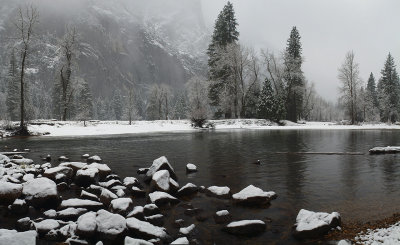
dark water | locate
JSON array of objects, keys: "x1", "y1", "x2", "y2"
[{"x1": 2, "y1": 129, "x2": 400, "y2": 244}]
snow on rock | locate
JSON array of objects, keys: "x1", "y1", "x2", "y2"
[
  {"x1": 123, "y1": 177, "x2": 140, "y2": 188},
  {"x1": 22, "y1": 174, "x2": 34, "y2": 182},
  {"x1": 100, "y1": 188, "x2": 118, "y2": 206},
  {"x1": 186, "y1": 163, "x2": 197, "y2": 173},
  {"x1": 110, "y1": 198, "x2": 133, "y2": 215},
  {"x1": 150, "y1": 170, "x2": 171, "y2": 192},
  {"x1": 60, "y1": 198, "x2": 103, "y2": 211},
  {"x1": 171, "y1": 237, "x2": 189, "y2": 244},
  {"x1": 0, "y1": 154, "x2": 10, "y2": 164},
  {"x1": 206, "y1": 186, "x2": 231, "y2": 199},
  {"x1": 81, "y1": 190, "x2": 100, "y2": 202},
  {"x1": 76, "y1": 211, "x2": 97, "y2": 238},
  {"x1": 75, "y1": 168, "x2": 99, "y2": 187},
  {"x1": 57, "y1": 207, "x2": 87, "y2": 221},
  {"x1": 43, "y1": 166, "x2": 73, "y2": 182},
  {"x1": 8, "y1": 198, "x2": 28, "y2": 214},
  {"x1": 88, "y1": 155, "x2": 102, "y2": 163},
  {"x1": 293, "y1": 209, "x2": 341, "y2": 239},
  {"x1": 59, "y1": 162, "x2": 87, "y2": 173},
  {"x1": 11, "y1": 158, "x2": 34, "y2": 165},
  {"x1": 0, "y1": 229, "x2": 37, "y2": 245},
  {"x1": 223, "y1": 220, "x2": 266, "y2": 236},
  {"x1": 337, "y1": 240, "x2": 351, "y2": 245},
  {"x1": 354, "y1": 221, "x2": 400, "y2": 244},
  {"x1": 43, "y1": 209, "x2": 57, "y2": 218},
  {"x1": 34, "y1": 219, "x2": 60, "y2": 234},
  {"x1": 87, "y1": 163, "x2": 111, "y2": 179},
  {"x1": 99, "y1": 179, "x2": 122, "y2": 189},
  {"x1": 148, "y1": 191, "x2": 179, "y2": 206},
  {"x1": 145, "y1": 214, "x2": 164, "y2": 227},
  {"x1": 232, "y1": 185, "x2": 277, "y2": 206},
  {"x1": 22, "y1": 177, "x2": 59, "y2": 208},
  {"x1": 96, "y1": 209, "x2": 126, "y2": 240},
  {"x1": 124, "y1": 236, "x2": 154, "y2": 245},
  {"x1": 177, "y1": 183, "x2": 198, "y2": 197},
  {"x1": 127, "y1": 206, "x2": 145, "y2": 220},
  {"x1": 126, "y1": 217, "x2": 169, "y2": 240},
  {"x1": 213, "y1": 210, "x2": 232, "y2": 224},
  {"x1": 179, "y1": 224, "x2": 195, "y2": 235},
  {"x1": 0, "y1": 182, "x2": 22, "y2": 205},
  {"x1": 369, "y1": 146, "x2": 400, "y2": 154},
  {"x1": 145, "y1": 156, "x2": 177, "y2": 182}
]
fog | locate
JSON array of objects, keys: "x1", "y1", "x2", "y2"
[{"x1": 201, "y1": 0, "x2": 400, "y2": 101}]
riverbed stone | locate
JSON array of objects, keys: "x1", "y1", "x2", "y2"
[
  {"x1": 22, "y1": 177, "x2": 59, "y2": 208},
  {"x1": 213, "y1": 210, "x2": 232, "y2": 224},
  {"x1": 126, "y1": 217, "x2": 169, "y2": 241},
  {"x1": 43, "y1": 166, "x2": 73, "y2": 183},
  {"x1": 8, "y1": 199, "x2": 28, "y2": 214},
  {"x1": 148, "y1": 191, "x2": 180, "y2": 206},
  {"x1": 76, "y1": 211, "x2": 97, "y2": 238},
  {"x1": 96, "y1": 209, "x2": 126, "y2": 241},
  {"x1": 75, "y1": 168, "x2": 99, "y2": 187},
  {"x1": 223, "y1": 220, "x2": 266, "y2": 236},
  {"x1": 109, "y1": 198, "x2": 133, "y2": 216},
  {"x1": 177, "y1": 183, "x2": 198, "y2": 197},
  {"x1": 0, "y1": 182, "x2": 22, "y2": 205},
  {"x1": 145, "y1": 156, "x2": 177, "y2": 182},
  {"x1": 232, "y1": 185, "x2": 277, "y2": 206},
  {"x1": 100, "y1": 188, "x2": 118, "y2": 206},
  {"x1": 206, "y1": 186, "x2": 231, "y2": 199}
]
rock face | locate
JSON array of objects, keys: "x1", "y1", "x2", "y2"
[
  {"x1": 96, "y1": 209, "x2": 126, "y2": 241},
  {"x1": 206, "y1": 186, "x2": 231, "y2": 199},
  {"x1": 0, "y1": 182, "x2": 22, "y2": 205},
  {"x1": 293, "y1": 209, "x2": 341, "y2": 239},
  {"x1": 126, "y1": 217, "x2": 169, "y2": 240},
  {"x1": 145, "y1": 156, "x2": 177, "y2": 182},
  {"x1": 232, "y1": 185, "x2": 277, "y2": 206},
  {"x1": 22, "y1": 177, "x2": 59, "y2": 208},
  {"x1": 0, "y1": 229, "x2": 37, "y2": 245},
  {"x1": 223, "y1": 220, "x2": 266, "y2": 236}
]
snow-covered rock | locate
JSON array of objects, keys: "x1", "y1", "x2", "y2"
[
  {"x1": 171, "y1": 237, "x2": 189, "y2": 244},
  {"x1": 150, "y1": 170, "x2": 173, "y2": 192},
  {"x1": 213, "y1": 210, "x2": 232, "y2": 224},
  {"x1": 22, "y1": 177, "x2": 59, "y2": 208},
  {"x1": 100, "y1": 188, "x2": 118, "y2": 206},
  {"x1": 148, "y1": 191, "x2": 179, "y2": 206},
  {"x1": 16, "y1": 217, "x2": 32, "y2": 231},
  {"x1": 353, "y1": 222, "x2": 400, "y2": 244},
  {"x1": 57, "y1": 207, "x2": 87, "y2": 221},
  {"x1": 0, "y1": 154, "x2": 10, "y2": 164},
  {"x1": 60, "y1": 198, "x2": 103, "y2": 211},
  {"x1": 124, "y1": 236, "x2": 153, "y2": 245},
  {"x1": 96, "y1": 209, "x2": 126, "y2": 240},
  {"x1": 206, "y1": 186, "x2": 231, "y2": 199},
  {"x1": 179, "y1": 224, "x2": 195, "y2": 235},
  {"x1": 186, "y1": 163, "x2": 197, "y2": 173},
  {"x1": 232, "y1": 185, "x2": 277, "y2": 206},
  {"x1": 145, "y1": 214, "x2": 164, "y2": 227},
  {"x1": 110, "y1": 198, "x2": 133, "y2": 215},
  {"x1": 177, "y1": 183, "x2": 198, "y2": 197},
  {"x1": 8, "y1": 198, "x2": 28, "y2": 214},
  {"x1": 123, "y1": 177, "x2": 141, "y2": 188},
  {"x1": 76, "y1": 211, "x2": 97, "y2": 238},
  {"x1": 369, "y1": 146, "x2": 400, "y2": 154},
  {"x1": 59, "y1": 162, "x2": 87, "y2": 173},
  {"x1": 22, "y1": 174, "x2": 34, "y2": 182},
  {"x1": 81, "y1": 190, "x2": 100, "y2": 202},
  {"x1": 43, "y1": 166, "x2": 73, "y2": 182},
  {"x1": 34, "y1": 219, "x2": 60, "y2": 234},
  {"x1": 0, "y1": 229, "x2": 37, "y2": 245},
  {"x1": 127, "y1": 206, "x2": 145, "y2": 220},
  {"x1": 293, "y1": 209, "x2": 341, "y2": 239},
  {"x1": 126, "y1": 217, "x2": 169, "y2": 240},
  {"x1": 99, "y1": 179, "x2": 122, "y2": 189},
  {"x1": 223, "y1": 220, "x2": 266, "y2": 236},
  {"x1": 0, "y1": 182, "x2": 22, "y2": 205},
  {"x1": 11, "y1": 158, "x2": 34, "y2": 165},
  {"x1": 145, "y1": 156, "x2": 177, "y2": 182},
  {"x1": 88, "y1": 155, "x2": 102, "y2": 163},
  {"x1": 75, "y1": 168, "x2": 99, "y2": 187},
  {"x1": 87, "y1": 163, "x2": 111, "y2": 179}
]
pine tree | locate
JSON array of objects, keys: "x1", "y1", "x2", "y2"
[
  {"x1": 257, "y1": 79, "x2": 275, "y2": 120},
  {"x1": 378, "y1": 53, "x2": 400, "y2": 122},
  {"x1": 6, "y1": 49, "x2": 19, "y2": 121},
  {"x1": 76, "y1": 79, "x2": 93, "y2": 125},
  {"x1": 284, "y1": 26, "x2": 304, "y2": 122},
  {"x1": 173, "y1": 92, "x2": 187, "y2": 120},
  {"x1": 112, "y1": 89, "x2": 123, "y2": 120},
  {"x1": 364, "y1": 73, "x2": 379, "y2": 121},
  {"x1": 366, "y1": 73, "x2": 378, "y2": 107},
  {"x1": 207, "y1": 1, "x2": 239, "y2": 117}
]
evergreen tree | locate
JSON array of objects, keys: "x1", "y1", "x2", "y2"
[
  {"x1": 366, "y1": 73, "x2": 378, "y2": 107},
  {"x1": 76, "y1": 79, "x2": 93, "y2": 124},
  {"x1": 6, "y1": 49, "x2": 19, "y2": 121},
  {"x1": 377, "y1": 53, "x2": 400, "y2": 122},
  {"x1": 284, "y1": 26, "x2": 304, "y2": 122},
  {"x1": 364, "y1": 73, "x2": 379, "y2": 121},
  {"x1": 112, "y1": 89, "x2": 123, "y2": 120},
  {"x1": 207, "y1": 1, "x2": 239, "y2": 117},
  {"x1": 173, "y1": 91, "x2": 188, "y2": 120},
  {"x1": 257, "y1": 79, "x2": 275, "y2": 120}
]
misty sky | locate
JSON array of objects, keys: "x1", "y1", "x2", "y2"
[{"x1": 201, "y1": 0, "x2": 400, "y2": 102}]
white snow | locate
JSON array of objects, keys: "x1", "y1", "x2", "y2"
[
  {"x1": 227, "y1": 220, "x2": 265, "y2": 227},
  {"x1": 34, "y1": 219, "x2": 60, "y2": 232},
  {"x1": 216, "y1": 210, "x2": 229, "y2": 216},
  {"x1": 77, "y1": 211, "x2": 97, "y2": 233},
  {"x1": 355, "y1": 221, "x2": 400, "y2": 244},
  {"x1": 152, "y1": 170, "x2": 170, "y2": 191},
  {"x1": 110, "y1": 198, "x2": 132, "y2": 212},
  {"x1": 87, "y1": 163, "x2": 111, "y2": 173},
  {"x1": 207, "y1": 186, "x2": 230, "y2": 196},
  {"x1": 77, "y1": 167, "x2": 99, "y2": 178},
  {"x1": 123, "y1": 177, "x2": 139, "y2": 186},
  {"x1": 60, "y1": 198, "x2": 103, "y2": 209},
  {"x1": 22, "y1": 177, "x2": 57, "y2": 200},
  {"x1": 171, "y1": 237, "x2": 189, "y2": 244},
  {"x1": 27, "y1": 120, "x2": 400, "y2": 137},
  {"x1": 88, "y1": 155, "x2": 102, "y2": 162},
  {"x1": 126, "y1": 217, "x2": 168, "y2": 238},
  {"x1": 179, "y1": 224, "x2": 195, "y2": 235},
  {"x1": 146, "y1": 156, "x2": 175, "y2": 179},
  {"x1": 127, "y1": 206, "x2": 144, "y2": 218},
  {"x1": 369, "y1": 146, "x2": 400, "y2": 154},
  {"x1": 178, "y1": 183, "x2": 197, "y2": 192},
  {"x1": 295, "y1": 209, "x2": 340, "y2": 232},
  {"x1": 124, "y1": 236, "x2": 153, "y2": 245},
  {"x1": 95, "y1": 209, "x2": 126, "y2": 236},
  {"x1": 232, "y1": 185, "x2": 276, "y2": 200},
  {"x1": 0, "y1": 182, "x2": 22, "y2": 195},
  {"x1": 148, "y1": 191, "x2": 177, "y2": 203},
  {"x1": 0, "y1": 229, "x2": 37, "y2": 245}
]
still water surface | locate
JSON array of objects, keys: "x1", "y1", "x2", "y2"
[{"x1": 2, "y1": 129, "x2": 400, "y2": 244}]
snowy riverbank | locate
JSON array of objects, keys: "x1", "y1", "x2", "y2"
[{"x1": 2, "y1": 119, "x2": 400, "y2": 137}]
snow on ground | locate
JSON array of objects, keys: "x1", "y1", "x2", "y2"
[
  {"x1": 19, "y1": 119, "x2": 400, "y2": 137},
  {"x1": 355, "y1": 222, "x2": 400, "y2": 244}
]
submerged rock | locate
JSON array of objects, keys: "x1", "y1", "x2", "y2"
[
  {"x1": 293, "y1": 209, "x2": 341, "y2": 239},
  {"x1": 213, "y1": 210, "x2": 232, "y2": 224},
  {"x1": 223, "y1": 220, "x2": 266, "y2": 236},
  {"x1": 206, "y1": 186, "x2": 231, "y2": 199}
]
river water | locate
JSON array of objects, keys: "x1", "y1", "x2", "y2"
[{"x1": 1, "y1": 129, "x2": 400, "y2": 244}]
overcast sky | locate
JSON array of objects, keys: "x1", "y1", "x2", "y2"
[{"x1": 201, "y1": 0, "x2": 400, "y2": 102}]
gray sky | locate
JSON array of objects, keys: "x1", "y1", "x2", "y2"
[{"x1": 201, "y1": 0, "x2": 400, "y2": 102}]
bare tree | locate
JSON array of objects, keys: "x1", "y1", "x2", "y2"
[
  {"x1": 126, "y1": 86, "x2": 138, "y2": 125},
  {"x1": 186, "y1": 76, "x2": 211, "y2": 127},
  {"x1": 338, "y1": 51, "x2": 361, "y2": 125},
  {"x1": 59, "y1": 27, "x2": 78, "y2": 121},
  {"x1": 14, "y1": 5, "x2": 39, "y2": 134}
]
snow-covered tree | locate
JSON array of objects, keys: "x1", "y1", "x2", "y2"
[
  {"x1": 186, "y1": 76, "x2": 211, "y2": 127},
  {"x1": 124, "y1": 86, "x2": 139, "y2": 125},
  {"x1": 6, "y1": 49, "x2": 19, "y2": 121},
  {"x1": 257, "y1": 79, "x2": 275, "y2": 120},
  {"x1": 364, "y1": 73, "x2": 380, "y2": 121},
  {"x1": 377, "y1": 53, "x2": 400, "y2": 123},
  {"x1": 172, "y1": 91, "x2": 188, "y2": 120},
  {"x1": 112, "y1": 89, "x2": 123, "y2": 120},
  {"x1": 76, "y1": 79, "x2": 93, "y2": 125},
  {"x1": 338, "y1": 51, "x2": 361, "y2": 125}
]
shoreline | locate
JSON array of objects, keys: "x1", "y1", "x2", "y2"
[{"x1": 2, "y1": 119, "x2": 400, "y2": 138}]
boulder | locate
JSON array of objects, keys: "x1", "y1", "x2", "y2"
[
  {"x1": 0, "y1": 229, "x2": 37, "y2": 245},
  {"x1": 88, "y1": 155, "x2": 102, "y2": 163},
  {"x1": 150, "y1": 170, "x2": 171, "y2": 192},
  {"x1": 206, "y1": 186, "x2": 231, "y2": 199},
  {"x1": 143, "y1": 204, "x2": 159, "y2": 216},
  {"x1": 22, "y1": 177, "x2": 59, "y2": 208},
  {"x1": 223, "y1": 220, "x2": 266, "y2": 236},
  {"x1": 96, "y1": 209, "x2": 126, "y2": 241},
  {"x1": 60, "y1": 198, "x2": 103, "y2": 211},
  {"x1": 127, "y1": 206, "x2": 145, "y2": 220},
  {"x1": 109, "y1": 198, "x2": 133, "y2": 216},
  {"x1": 124, "y1": 236, "x2": 153, "y2": 245},
  {"x1": 57, "y1": 208, "x2": 87, "y2": 221},
  {"x1": 76, "y1": 211, "x2": 97, "y2": 238},
  {"x1": 34, "y1": 219, "x2": 60, "y2": 235},
  {"x1": 232, "y1": 185, "x2": 277, "y2": 206},
  {"x1": 59, "y1": 162, "x2": 87, "y2": 173},
  {"x1": 75, "y1": 168, "x2": 99, "y2": 187},
  {"x1": 177, "y1": 183, "x2": 198, "y2": 197},
  {"x1": 100, "y1": 188, "x2": 118, "y2": 206},
  {"x1": 123, "y1": 177, "x2": 141, "y2": 188},
  {"x1": 126, "y1": 217, "x2": 169, "y2": 240},
  {"x1": 292, "y1": 209, "x2": 341, "y2": 239},
  {"x1": 131, "y1": 186, "x2": 146, "y2": 197},
  {"x1": 145, "y1": 214, "x2": 164, "y2": 226},
  {"x1": 213, "y1": 210, "x2": 232, "y2": 224},
  {"x1": 8, "y1": 199, "x2": 28, "y2": 214},
  {"x1": 81, "y1": 190, "x2": 99, "y2": 202},
  {"x1": 43, "y1": 166, "x2": 73, "y2": 183},
  {"x1": 87, "y1": 163, "x2": 111, "y2": 179},
  {"x1": 0, "y1": 182, "x2": 22, "y2": 205},
  {"x1": 145, "y1": 156, "x2": 177, "y2": 182},
  {"x1": 16, "y1": 217, "x2": 32, "y2": 231},
  {"x1": 186, "y1": 163, "x2": 197, "y2": 173},
  {"x1": 148, "y1": 191, "x2": 180, "y2": 206}
]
